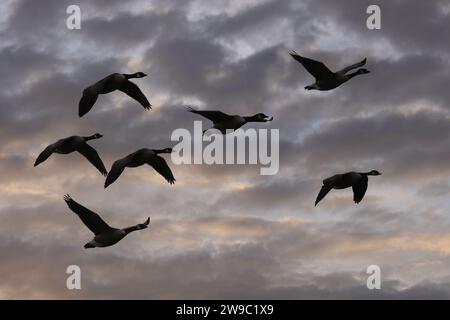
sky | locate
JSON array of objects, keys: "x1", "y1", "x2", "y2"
[{"x1": 1, "y1": 0, "x2": 450, "y2": 299}]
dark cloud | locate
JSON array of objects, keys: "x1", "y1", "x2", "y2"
[
  {"x1": 300, "y1": 110, "x2": 450, "y2": 181},
  {"x1": 1, "y1": 0, "x2": 450, "y2": 299}
]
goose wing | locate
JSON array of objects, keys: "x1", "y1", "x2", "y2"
[
  {"x1": 78, "y1": 86, "x2": 99, "y2": 117},
  {"x1": 34, "y1": 140, "x2": 62, "y2": 166},
  {"x1": 289, "y1": 51, "x2": 334, "y2": 80},
  {"x1": 323, "y1": 174, "x2": 342, "y2": 186},
  {"x1": 77, "y1": 144, "x2": 108, "y2": 176},
  {"x1": 352, "y1": 176, "x2": 368, "y2": 203},
  {"x1": 64, "y1": 195, "x2": 112, "y2": 235},
  {"x1": 315, "y1": 184, "x2": 332, "y2": 206},
  {"x1": 187, "y1": 107, "x2": 232, "y2": 124},
  {"x1": 104, "y1": 159, "x2": 126, "y2": 188},
  {"x1": 337, "y1": 58, "x2": 367, "y2": 74},
  {"x1": 118, "y1": 81, "x2": 151, "y2": 109},
  {"x1": 148, "y1": 155, "x2": 175, "y2": 184}
]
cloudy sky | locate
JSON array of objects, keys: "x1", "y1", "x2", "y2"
[{"x1": 1, "y1": 0, "x2": 450, "y2": 299}]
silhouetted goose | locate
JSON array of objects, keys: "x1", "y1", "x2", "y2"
[
  {"x1": 34, "y1": 133, "x2": 107, "y2": 176},
  {"x1": 105, "y1": 148, "x2": 175, "y2": 188},
  {"x1": 188, "y1": 107, "x2": 273, "y2": 134},
  {"x1": 289, "y1": 51, "x2": 370, "y2": 91},
  {"x1": 315, "y1": 170, "x2": 381, "y2": 206},
  {"x1": 64, "y1": 195, "x2": 150, "y2": 248},
  {"x1": 79, "y1": 72, "x2": 151, "y2": 117}
]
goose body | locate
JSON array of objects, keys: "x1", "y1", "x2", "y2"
[
  {"x1": 289, "y1": 51, "x2": 370, "y2": 91},
  {"x1": 88, "y1": 229, "x2": 127, "y2": 248},
  {"x1": 315, "y1": 170, "x2": 381, "y2": 206},
  {"x1": 79, "y1": 72, "x2": 151, "y2": 117},
  {"x1": 188, "y1": 107, "x2": 273, "y2": 134},
  {"x1": 104, "y1": 148, "x2": 175, "y2": 188},
  {"x1": 64, "y1": 195, "x2": 150, "y2": 248},
  {"x1": 34, "y1": 133, "x2": 108, "y2": 176}
]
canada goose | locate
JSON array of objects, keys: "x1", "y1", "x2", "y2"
[
  {"x1": 64, "y1": 195, "x2": 150, "y2": 248},
  {"x1": 188, "y1": 107, "x2": 273, "y2": 134},
  {"x1": 289, "y1": 51, "x2": 370, "y2": 91},
  {"x1": 79, "y1": 72, "x2": 151, "y2": 117},
  {"x1": 34, "y1": 133, "x2": 107, "y2": 176},
  {"x1": 315, "y1": 170, "x2": 381, "y2": 206},
  {"x1": 105, "y1": 148, "x2": 175, "y2": 188}
]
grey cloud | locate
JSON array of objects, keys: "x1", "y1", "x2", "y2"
[
  {"x1": 1, "y1": 0, "x2": 450, "y2": 299},
  {"x1": 299, "y1": 110, "x2": 450, "y2": 180}
]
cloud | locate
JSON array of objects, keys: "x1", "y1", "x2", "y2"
[{"x1": 1, "y1": 0, "x2": 450, "y2": 299}]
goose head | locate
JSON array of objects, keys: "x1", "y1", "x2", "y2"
[
  {"x1": 133, "y1": 72, "x2": 147, "y2": 78},
  {"x1": 84, "y1": 242, "x2": 96, "y2": 249},
  {"x1": 304, "y1": 84, "x2": 319, "y2": 90},
  {"x1": 367, "y1": 170, "x2": 381, "y2": 176},
  {"x1": 154, "y1": 147, "x2": 172, "y2": 154},
  {"x1": 357, "y1": 68, "x2": 370, "y2": 75},
  {"x1": 84, "y1": 133, "x2": 103, "y2": 141},
  {"x1": 246, "y1": 113, "x2": 273, "y2": 122},
  {"x1": 347, "y1": 68, "x2": 370, "y2": 79},
  {"x1": 137, "y1": 217, "x2": 150, "y2": 230},
  {"x1": 93, "y1": 133, "x2": 103, "y2": 139}
]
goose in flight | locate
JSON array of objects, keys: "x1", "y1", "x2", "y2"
[
  {"x1": 105, "y1": 148, "x2": 175, "y2": 188},
  {"x1": 34, "y1": 133, "x2": 108, "y2": 176},
  {"x1": 289, "y1": 51, "x2": 370, "y2": 91},
  {"x1": 64, "y1": 195, "x2": 150, "y2": 248},
  {"x1": 188, "y1": 107, "x2": 273, "y2": 134},
  {"x1": 315, "y1": 170, "x2": 381, "y2": 206},
  {"x1": 79, "y1": 72, "x2": 151, "y2": 117}
]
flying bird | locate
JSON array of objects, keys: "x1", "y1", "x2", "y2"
[
  {"x1": 79, "y1": 72, "x2": 151, "y2": 117},
  {"x1": 105, "y1": 148, "x2": 175, "y2": 188},
  {"x1": 188, "y1": 107, "x2": 273, "y2": 134},
  {"x1": 289, "y1": 51, "x2": 370, "y2": 91},
  {"x1": 315, "y1": 170, "x2": 381, "y2": 206},
  {"x1": 34, "y1": 133, "x2": 108, "y2": 176},
  {"x1": 64, "y1": 195, "x2": 150, "y2": 248}
]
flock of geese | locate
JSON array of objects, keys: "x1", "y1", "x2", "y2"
[{"x1": 33, "y1": 52, "x2": 377, "y2": 249}]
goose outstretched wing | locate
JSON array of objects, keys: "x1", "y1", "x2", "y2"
[
  {"x1": 118, "y1": 81, "x2": 151, "y2": 110},
  {"x1": 34, "y1": 140, "x2": 62, "y2": 166},
  {"x1": 289, "y1": 51, "x2": 334, "y2": 79},
  {"x1": 104, "y1": 159, "x2": 127, "y2": 188},
  {"x1": 148, "y1": 155, "x2": 176, "y2": 184},
  {"x1": 78, "y1": 144, "x2": 108, "y2": 176},
  {"x1": 315, "y1": 184, "x2": 332, "y2": 206},
  {"x1": 64, "y1": 195, "x2": 112, "y2": 235},
  {"x1": 187, "y1": 107, "x2": 233, "y2": 124},
  {"x1": 78, "y1": 86, "x2": 99, "y2": 117},
  {"x1": 352, "y1": 177, "x2": 368, "y2": 204}
]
